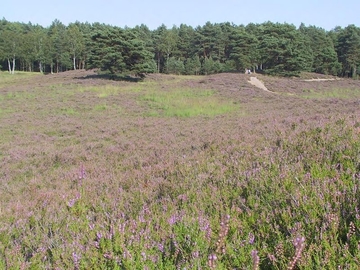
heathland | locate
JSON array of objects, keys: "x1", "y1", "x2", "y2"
[{"x1": 0, "y1": 70, "x2": 359, "y2": 269}]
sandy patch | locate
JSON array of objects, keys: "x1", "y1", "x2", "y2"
[
  {"x1": 248, "y1": 77, "x2": 274, "y2": 93},
  {"x1": 302, "y1": 78, "x2": 339, "y2": 82}
]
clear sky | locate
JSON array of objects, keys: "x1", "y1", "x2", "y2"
[{"x1": 1, "y1": 0, "x2": 359, "y2": 30}]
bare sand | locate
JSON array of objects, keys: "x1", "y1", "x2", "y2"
[{"x1": 248, "y1": 77, "x2": 274, "y2": 93}]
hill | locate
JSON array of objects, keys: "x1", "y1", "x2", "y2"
[{"x1": 0, "y1": 71, "x2": 359, "y2": 269}]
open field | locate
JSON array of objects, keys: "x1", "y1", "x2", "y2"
[{"x1": 0, "y1": 70, "x2": 360, "y2": 269}]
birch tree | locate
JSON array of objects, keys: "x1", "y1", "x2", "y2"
[
  {"x1": 2, "y1": 23, "x2": 22, "y2": 74},
  {"x1": 66, "y1": 23, "x2": 85, "y2": 70}
]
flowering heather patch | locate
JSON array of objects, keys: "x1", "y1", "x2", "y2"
[{"x1": 0, "y1": 70, "x2": 360, "y2": 269}]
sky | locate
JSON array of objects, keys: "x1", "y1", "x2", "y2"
[{"x1": 1, "y1": 0, "x2": 359, "y2": 30}]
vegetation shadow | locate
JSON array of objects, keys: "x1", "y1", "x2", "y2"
[{"x1": 77, "y1": 72, "x2": 145, "y2": 82}]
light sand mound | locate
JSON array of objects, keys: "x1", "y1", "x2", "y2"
[
  {"x1": 248, "y1": 77, "x2": 274, "y2": 93},
  {"x1": 303, "y1": 78, "x2": 338, "y2": 82}
]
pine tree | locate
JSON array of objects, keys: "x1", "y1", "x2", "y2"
[
  {"x1": 165, "y1": 57, "x2": 185, "y2": 75},
  {"x1": 88, "y1": 25, "x2": 155, "y2": 75},
  {"x1": 228, "y1": 27, "x2": 259, "y2": 71},
  {"x1": 88, "y1": 24, "x2": 126, "y2": 74},
  {"x1": 202, "y1": 56, "x2": 222, "y2": 75},
  {"x1": 185, "y1": 55, "x2": 201, "y2": 75},
  {"x1": 337, "y1": 25, "x2": 360, "y2": 78},
  {"x1": 258, "y1": 22, "x2": 313, "y2": 76},
  {"x1": 176, "y1": 24, "x2": 196, "y2": 60},
  {"x1": 299, "y1": 24, "x2": 340, "y2": 75}
]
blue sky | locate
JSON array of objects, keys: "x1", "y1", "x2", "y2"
[{"x1": 1, "y1": 0, "x2": 359, "y2": 30}]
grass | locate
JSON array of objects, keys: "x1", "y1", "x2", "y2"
[
  {"x1": 94, "y1": 103, "x2": 107, "y2": 111},
  {"x1": 0, "y1": 71, "x2": 42, "y2": 88},
  {"x1": 0, "y1": 107, "x2": 14, "y2": 117},
  {"x1": 140, "y1": 88, "x2": 238, "y2": 117},
  {"x1": 301, "y1": 88, "x2": 360, "y2": 99},
  {"x1": 0, "y1": 71, "x2": 360, "y2": 269},
  {"x1": 78, "y1": 84, "x2": 145, "y2": 97},
  {"x1": 57, "y1": 107, "x2": 79, "y2": 116},
  {"x1": 0, "y1": 90, "x2": 36, "y2": 101}
]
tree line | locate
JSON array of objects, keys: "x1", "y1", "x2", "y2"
[{"x1": 0, "y1": 18, "x2": 360, "y2": 77}]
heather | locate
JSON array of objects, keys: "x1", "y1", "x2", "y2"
[{"x1": 0, "y1": 70, "x2": 360, "y2": 269}]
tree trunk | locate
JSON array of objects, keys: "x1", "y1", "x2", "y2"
[
  {"x1": 352, "y1": 65, "x2": 357, "y2": 79},
  {"x1": 12, "y1": 58, "x2": 15, "y2": 74},
  {"x1": 157, "y1": 52, "x2": 160, "y2": 73},
  {"x1": 50, "y1": 63, "x2": 54, "y2": 74},
  {"x1": 73, "y1": 55, "x2": 76, "y2": 70},
  {"x1": 166, "y1": 53, "x2": 170, "y2": 73},
  {"x1": 7, "y1": 59, "x2": 11, "y2": 73},
  {"x1": 39, "y1": 61, "x2": 43, "y2": 73}
]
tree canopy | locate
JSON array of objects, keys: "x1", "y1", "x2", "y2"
[{"x1": 0, "y1": 18, "x2": 359, "y2": 78}]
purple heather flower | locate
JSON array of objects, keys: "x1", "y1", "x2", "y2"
[
  {"x1": 192, "y1": 250, "x2": 200, "y2": 259},
  {"x1": 118, "y1": 223, "x2": 126, "y2": 233},
  {"x1": 248, "y1": 232, "x2": 255, "y2": 244},
  {"x1": 103, "y1": 253, "x2": 112, "y2": 259},
  {"x1": 293, "y1": 236, "x2": 305, "y2": 248},
  {"x1": 198, "y1": 215, "x2": 212, "y2": 240},
  {"x1": 251, "y1": 250, "x2": 260, "y2": 270},
  {"x1": 138, "y1": 214, "x2": 145, "y2": 223},
  {"x1": 268, "y1": 253, "x2": 276, "y2": 262},
  {"x1": 67, "y1": 192, "x2": 81, "y2": 207},
  {"x1": 79, "y1": 164, "x2": 86, "y2": 180},
  {"x1": 67, "y1": 199, "x2": 76, "y2": 208},
  {"x1": 251, "y1": 249, "x2": 259, "y2": 259},
  {"x1": 158, "y1": 243, "x2": 164, "y2": 253},
  {"x1": 208, "y1": 254, "x2": 217, "y2": 261},
  {"x1": 72, "y1": 252, "x2": 80, "y2": 269},
  {"x1": 168, "y1": 214, "x2": 177, "y2": 226}
]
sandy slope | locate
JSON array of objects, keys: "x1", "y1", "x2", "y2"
[{"x1": 248, "y1": 76, "x2": 274, "y2": 93}]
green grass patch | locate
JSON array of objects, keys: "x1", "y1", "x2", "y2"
[
  {"x1": 140, "y1": 88, "x2": 238, "y2": 117},
  {"x1": 92, "y1": 85, "x2": 121, "y2": 98},
  {"x1": 94, "y1": 103, "x2": 107, "y2": 111},
  {"x1": 78, "y1": 83, "x2": 149, "y2": 97},
  {"x1": 79, "y1": 85, "x2": 126, "y2": 97},
  {"x1": 0, "y1": 71, "x2": 42, "y2": 88},
  {"x1": 0, "y1": 107, "x2": 14, "y2": 117},
  {"x1": 2, "y1": 91, "x2": 36, "y2": 100},
  {"x1": 301, "y1": 88, "x2": 360, "y2": 99},
  {"x1": 57, "y1": 107, "x2": 78, "y2": 116}
]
